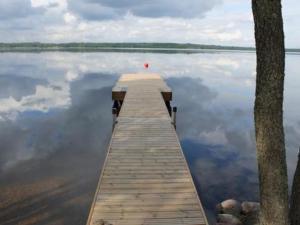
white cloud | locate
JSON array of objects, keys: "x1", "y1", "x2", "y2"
[
  {"x1": 31, "y1": 0, "x2": 48, "y2": 7},
  {"x1": 198, "y1": 127, "x2": 228, "y2": 145},
  {"x1": 31, "y1": 0, "x2": 66, "y2": 8},
  {"x1": 64, "y1": 12, "x2": 77, "y2": 24},
  {"x1": 0, "y1": 0, "x2": 299, "y2": 47},
  {"x1": 216, "y1": 30, "x2": 242, "y2": 41},
  {"x1": 215, "y1": 58, "x2": 240, "y2": 69},
  {"x1": 0, "y1": 85, "x2": 70, "y2": 120},
  {"x1": 65, "y1": 70, "x2": 79, "y2": 81}
]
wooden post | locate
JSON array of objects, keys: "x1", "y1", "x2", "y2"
[
  {"x1": 172, "y1": 106, "x2": 177, "y2": 129},
  {"x1": 165, "y1": 101, "x2": 172, "y2": 116},
  {"x1": 112, "y1": 108, "x2": 117, "y2": 131}
]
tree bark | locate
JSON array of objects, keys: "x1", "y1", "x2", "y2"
[
  {"x1": 251, "y1": 1, "x2": 289, "y2": 225},
  {"x1": 290, "y1": 148, "x2": 300, "y2": 225}
]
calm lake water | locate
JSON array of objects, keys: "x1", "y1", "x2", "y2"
[{"x1": 0, "y1": 51, "x2": 299, "y2": 225}]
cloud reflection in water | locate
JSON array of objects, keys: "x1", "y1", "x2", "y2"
[{"x1": 0, "y1": 52, "x2": 299, "y2": 225}]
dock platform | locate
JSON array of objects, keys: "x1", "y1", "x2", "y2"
[{"x1": 87, "y1": 74, "x2": 208, "y2": 225}]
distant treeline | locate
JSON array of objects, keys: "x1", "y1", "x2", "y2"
[{"x1": 0, "y1": 42, "x2": 299, "y2": 53}]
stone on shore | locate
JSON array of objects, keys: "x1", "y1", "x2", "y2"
[
  {"x1": 217, "y1": 214, "x2": 243, "y2": 225},
  {"x1": 240, "y1": 202, "x2": 260, "y2": 225},
  {"x1": 216, "y1": 199, "x2": 260, "y2": 225},
  {"x1": 241, "y1": 201, "x2": 260, "y2": 214},
  {"x1": 216, "y1": 199, "x2": 242, "y2": 217}
]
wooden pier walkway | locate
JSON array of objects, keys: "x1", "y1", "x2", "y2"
[{"x1": 87, "y1": 74, "x2": 208, "y2": 225}]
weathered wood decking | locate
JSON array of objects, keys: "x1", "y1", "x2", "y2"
[{"x1": 87, "y1": 74, "x2": 208, "y2": 225}]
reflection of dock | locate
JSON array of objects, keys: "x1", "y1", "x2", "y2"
[{"x1": 87, "y1": 74, "x2": 208, "y2": 225}]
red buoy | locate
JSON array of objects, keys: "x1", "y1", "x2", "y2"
[{"x1": 144, "y1": 63, "x2": 149, "y2": 69}]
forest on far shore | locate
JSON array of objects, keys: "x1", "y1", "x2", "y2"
[{"x1": 0, "y1": 42, "x2": 299, "y2": 53}]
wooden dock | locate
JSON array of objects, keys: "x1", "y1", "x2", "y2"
[{"x1": 87, "y1": 74, "x2": 208, "y2": 225}]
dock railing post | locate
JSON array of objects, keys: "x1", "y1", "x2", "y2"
[
  {"x1": 172, "y1": 106, "x2": 177, "y2": 129},
  {"x1": 112, "y1": 108, "x2": 117, "y2": 131}
]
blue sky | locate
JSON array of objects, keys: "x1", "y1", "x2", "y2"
[{"x1": 0, "y1": 0, "x2": 299, "y2": 47}]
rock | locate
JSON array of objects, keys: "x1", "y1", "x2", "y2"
[
  {"x1": 217, "y1": 199, "x2": 242, "y2": 217},
  {"x1": 240, "y1": 202, "x2": 260, "y2": 225},
  {"x1": 241, "y1": 201, "x2": 260, "y2": 214},
  {"x1": 242, "y1": 213, "x2": 259, "y2": 225},
  {"x1": 216, "y1": 203, "x2": 223, "y2": 213},
  {"x1": 217, "y1": 214, "x2": 242, "y2": 225}
]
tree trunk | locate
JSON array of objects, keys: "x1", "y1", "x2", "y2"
[
  {"x1": 290, "y1": 148, "x2": 300, "y2": 225},
  {"x1": 251, "y1": 1, "x2": 289, "y2": 225}
]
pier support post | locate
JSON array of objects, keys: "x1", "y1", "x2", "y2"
[
  {"x1": 165, "y1": 101, "x2": 172, "y2": 116},
  {"x1": 172, "y1": 106, "x2": 177, "y2": 129},
  {"x1": 112, "y1": 108, "x2": 117, "y2": 131}
]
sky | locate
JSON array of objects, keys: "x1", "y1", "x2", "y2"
[{"x1": 0, "y1": 0, "x2": 299, "y2": 47}]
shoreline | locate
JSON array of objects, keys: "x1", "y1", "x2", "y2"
[
  {"x1": 0, "y1": 47, "x2": 298, "y2": 54},
  {"x1": 0, "y1": 43, "x2": 299, "y2": 54}
]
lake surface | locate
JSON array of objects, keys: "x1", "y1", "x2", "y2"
[{"x1": 0, "y1": 51, "x2": 299, "y2": 225}]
